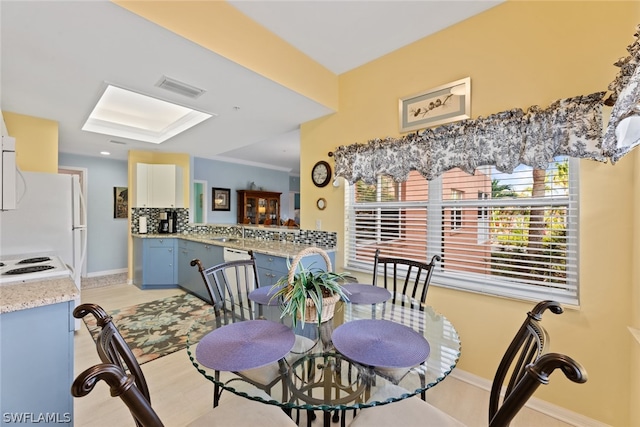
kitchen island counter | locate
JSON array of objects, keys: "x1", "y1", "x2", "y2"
[
  {"x1": 0, "y1": 276, "x2": 79, "y2": 314},
  {"x1": 132, "y1": 233, "x2": 338, "y2": 299}
]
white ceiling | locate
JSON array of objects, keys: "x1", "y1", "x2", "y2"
[{"x1": 1, "y1": 0, "x2": 502, "y2": 175}]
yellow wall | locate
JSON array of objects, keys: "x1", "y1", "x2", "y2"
[
  {"x1": 632, "y1": 121, "x2": 640, "y2": 425},
  {"x1": 300, "y1": 2, "x2": 638, "y2": 425},
  {"x1": 3, "y1": 112, "x2": 58, "y2": 173},
  {"x1": 113, "y1": 0, "x2": 339, "y2": 112},
  {"x1": 126, "y1": 150, "x2": 190, "y2": 281}
]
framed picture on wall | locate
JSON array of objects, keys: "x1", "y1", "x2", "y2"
[
  {"x1": 399, "y1": 77, "x2": 471, "y2": 133},
  {"x1": 113, "y1": 186, "x2": 128, "y2": 219},
  {"x1": 212, "y1": 187, "x2": 231, "y2": 211}
]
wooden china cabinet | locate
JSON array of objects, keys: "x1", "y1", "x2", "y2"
[{"x1": 237, "y1": 190, "x2": 281, "y2": 225}]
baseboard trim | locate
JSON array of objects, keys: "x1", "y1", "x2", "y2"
[
  {"x1": 86, "y1": 268, "x2": 127, "y2": 278},
  {"x1": 450, "y1": 369, "x2": 609, "y2": 427},
  {"x1": 81, "y1": 269, "x2": 128, "y2": 289}
]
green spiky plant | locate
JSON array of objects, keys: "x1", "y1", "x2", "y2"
[{"x1": 269, "y1": 259, "x2": 350, "y2": 328}]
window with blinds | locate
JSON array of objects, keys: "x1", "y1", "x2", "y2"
[{"x1": 344, "y1": 157, "x2": 579, "y2": 305}]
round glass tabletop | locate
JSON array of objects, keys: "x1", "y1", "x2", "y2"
[{"x1": 187, "y1": 301, "x2": 461, "y2": 412}]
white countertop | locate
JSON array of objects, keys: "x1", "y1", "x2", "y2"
[{"x1": 0, "y1": 276, "x2": 79, "y2": 314}]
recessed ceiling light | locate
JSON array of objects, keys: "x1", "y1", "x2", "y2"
[
  {"x1": 82, "y1": 84, "x2": 215, "y2": 144},
  {"x1": 100, "y1": 151, "x2": 111, "y2": 156}
]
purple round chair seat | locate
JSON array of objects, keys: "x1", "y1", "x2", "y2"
[
  {"x1": 342, "y1": 284, "x2": 391, "y2": 304},
  {"x1": 332, "y1": 319, "x2": 430, "y2": 368},
  {"x1": 196, "y1": 320, "x2": 295, "y2": 371},
  {"x1": 248, "y1": 284, "x2": 282, "y2": 306}
]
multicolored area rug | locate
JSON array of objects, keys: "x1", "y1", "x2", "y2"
[{"x1": 83, "y1": 293, "x2": 216, "y2": 364}]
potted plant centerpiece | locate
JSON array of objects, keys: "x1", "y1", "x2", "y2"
[{"x1": 270, "y1": 247, "x2": 350, "y2": 328}]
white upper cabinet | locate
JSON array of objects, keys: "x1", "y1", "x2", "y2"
[{"x1": 135, "y1": 163, "x2": 184, "y2": 208}]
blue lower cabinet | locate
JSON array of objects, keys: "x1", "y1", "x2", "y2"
[
  {"x1": 133, "y1": 237, "x2": 178, "y2": 289},
  {"x1": 0, "y1": 301, "x2": 74, "y2": 426},
  {"x1": 254, "y1": 253, "x2": 288, "y2": 287},
  {"x1": 177, "y1": 240, "x2": 223, "y2": 303},
  {"x1": 253, "y1": 251, "x2": 336, "y2": 287}
]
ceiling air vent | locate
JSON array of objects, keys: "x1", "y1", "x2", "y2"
[
  {"x1": 109, "y1": 139, "x2": 127, "y2": 145},
  {"x1": 155, "y1": 76, "x2": 206, "y2": 99}
]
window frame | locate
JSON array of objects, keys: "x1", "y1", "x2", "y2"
[{"x1": 343, "y1": 158, "x2": 580, "y2": 306}]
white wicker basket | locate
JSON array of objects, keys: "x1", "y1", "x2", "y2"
[{"x1": 287, "y1": 247, "x2": 340, "y2": 323}]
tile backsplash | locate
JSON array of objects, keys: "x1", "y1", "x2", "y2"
[
  {"x1": 130, "y1": 207, "x2": 336, "y2": 249},
  {"x1": 131, "y1": 208, "x2": 188, "y2": 235}
]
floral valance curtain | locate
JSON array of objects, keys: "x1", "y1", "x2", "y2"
[
  {"x1": 334, "y1": 92, "x2": 605, "y2": 184},
  {"x1": 602, "y1": 24, "x2": 640, "y2": 163},
  {"x1": 334, "y1": 24, "x2": 640, "y2": 185}
]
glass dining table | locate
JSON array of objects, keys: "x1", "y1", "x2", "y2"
[{"x1": 186, "y1": 285, "x2": 461, "y2": 427}]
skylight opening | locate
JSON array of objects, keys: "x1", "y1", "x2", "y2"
[{"x1": 82, "y1": 85, "x2": 213, "y2": 144}]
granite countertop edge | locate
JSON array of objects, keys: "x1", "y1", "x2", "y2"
[
  {"x1": 132, "y1": 233, "x2": 336, "y2": 258},
  {"x1": 0, "y1": 276, "x2": 79, "y2": 314}
]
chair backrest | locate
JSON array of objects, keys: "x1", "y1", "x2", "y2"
[
  {"x1": 488, "y1": 300, "x2": 587, "y2": 427},
  {"x1": 73, "y1": 303, "x2": 153, "y2": 427},
  {"x1": 372, "y1": 249, "x2": 441, "y2": 309},
  {"x1": 191, "y1": 252, "x2": 261, "y2": 325},
  {"x1": 489, "y1": 352, "x2": 587, "y2": 427},
  {"x1": 72, "y1": 363, "x2": 164, "y2": 427}
]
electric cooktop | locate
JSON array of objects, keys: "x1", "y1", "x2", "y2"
[{"x1": 0, "y1": 254, "x2": 71, "y2": 284}]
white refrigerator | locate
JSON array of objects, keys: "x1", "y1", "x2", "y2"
[{"x1": 0, "y1": 171, "x2": 87, "y2": 318}]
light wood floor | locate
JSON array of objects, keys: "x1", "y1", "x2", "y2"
[{"x1": 74, "y1": 283, "x2": 575, "y2": 426}]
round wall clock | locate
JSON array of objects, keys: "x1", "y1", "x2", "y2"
[
  {"x1": 316, "y1": 198, "x2": 327, "y2": 210},
  {"x1": 311, "y1": 161, "x2": 331, "y2": 188}
]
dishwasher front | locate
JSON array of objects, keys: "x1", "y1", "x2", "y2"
[{"x1": 223, "y1": 247, "x2": 251, "y2": 262}]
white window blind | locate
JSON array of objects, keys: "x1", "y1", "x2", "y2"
[{"x1": 344, "y1": 157, "x2": 579, "y2": 305}]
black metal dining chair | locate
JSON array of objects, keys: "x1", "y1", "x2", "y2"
[
  {"x1": 372, "y1": 249, "x2": 441, "y2": 309},
  {"x1": 349, "y1": 300, "x2": 588, "y2": 427},
  {"x1": 369, "y1": 249, "x2": 441, "y2": 398},
  {"x1": 191, "y1": 256, "x2": 315, "y2": 408},
  {"x1": 72, "y1": 303, "x2": 297, "y2": 427},
  {"x1": 191, "y1": 254, "x2": 262, "y2": 325}
]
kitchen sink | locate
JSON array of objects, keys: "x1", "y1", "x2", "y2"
[{"x1": 209, "y1": 237, "x2": 239, "y2": 243}]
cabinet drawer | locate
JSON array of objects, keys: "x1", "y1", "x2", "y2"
[
  {"x1": 254, "y1": 252, "x2": 289, "y2": 273},
  {"x1": 192, "y1": 242, "x2": 224, "y2": 270},
  {"x1": 147, "y1": 238, "x2": 175, "y2": 248},
  {"x1": 257, "y1": 267, "x2": 282, "y2": 287}
]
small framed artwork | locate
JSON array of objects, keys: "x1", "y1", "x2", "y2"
[
  {"x1": 113, "y1": 186, "x2": 128, "y2": 219},
  {"x1": 399, "y1": 77, "x2": 471, "y2": 133},
  {"x1": 212, "y1": 187, "x2": 231, "y2": 211}
]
